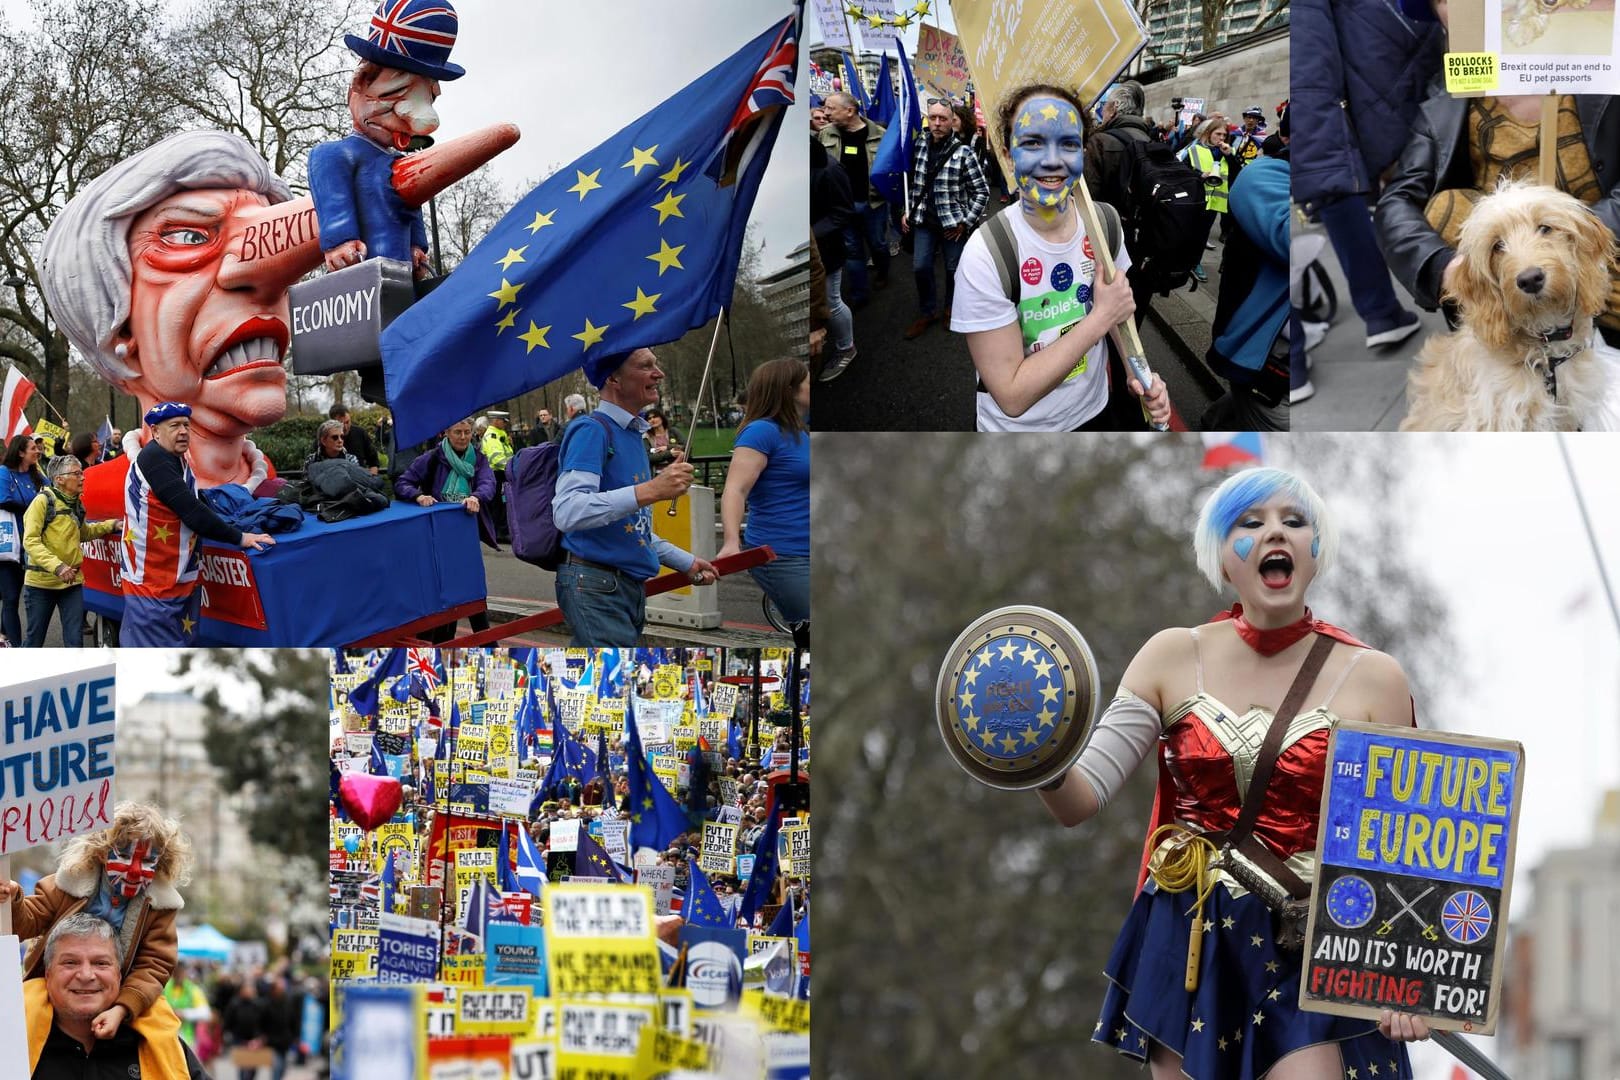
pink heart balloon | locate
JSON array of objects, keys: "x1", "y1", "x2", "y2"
[{"x1": 340, "y1": 772, "x2": 403, "y2": 831}]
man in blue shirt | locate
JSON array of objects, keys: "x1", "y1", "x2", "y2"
[{"x1": 553, "y1": 348, "x2": 718, "y2": 644}]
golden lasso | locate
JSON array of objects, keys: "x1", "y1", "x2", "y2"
[{"x1": 1146, "y1": 823, "x2": 1220, "y2": 992}]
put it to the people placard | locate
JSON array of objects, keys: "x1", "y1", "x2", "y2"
[{"x1": 1300, "y1": 721, "x2": 1525, "y2": 1034}]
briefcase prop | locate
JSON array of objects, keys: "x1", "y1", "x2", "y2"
[
  {"x1": 935, "y1": 605, "x2": 1099, "y2": 791},
  {"x1": 288, "y1": 257, "x2": 416, "y2": 376},
  {"x1": 1299, "y1": 720, "x2": 1525, "y2": 1035}
]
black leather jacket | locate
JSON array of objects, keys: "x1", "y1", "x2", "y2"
[{"x1": 1375, "y1": 88, "x2": 1620, "y2": 343}]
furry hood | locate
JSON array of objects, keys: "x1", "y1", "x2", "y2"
[{"x1": 54, "y1": 856, "x2": 185, "y2": 911}]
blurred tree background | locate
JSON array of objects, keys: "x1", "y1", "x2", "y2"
[{"x1": 811, "y1": 433, "x2": 1458, "y2": 1080}]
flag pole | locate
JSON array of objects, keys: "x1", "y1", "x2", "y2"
[
  {"x1": 669, "y1": 308, "x2": 727, "y2": 516},
  {"x1": 1557, "y1": 433, "x2": 1620, "y2": 644}
]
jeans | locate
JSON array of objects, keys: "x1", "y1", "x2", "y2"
[
  {"x1": 825, "y1": 267, "x2": 854, "y2": 352},
  {"x1": 1317, "y1": 193, "x2": 1406, "y2": 331},
  {"x1": 0, "y1": 560, "x2": 22, "y2": 645},
  {"x1": 555, "y1": 561, "x2": 645, "y2": 645},
  {"x1": 842, "y1": 203, "x2": 891, "y2": 304},
  {"x1": 24, "y1": 583, "x2": 83, "y2": 647},
  {"x1": 749, "y1": 554, "x2": 809, "y2": 625},
  {"x1": 913, "y1": 224, "x2": 968, "y2": 317}
]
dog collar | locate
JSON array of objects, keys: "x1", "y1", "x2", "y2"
[{"x1": 1532, "y1": 324, "x2": 1584, "y2": 398}]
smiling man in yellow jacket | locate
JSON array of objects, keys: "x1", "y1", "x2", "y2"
[{"x1": 26, "y1": 913, "x2": 205, "y2": 1079}]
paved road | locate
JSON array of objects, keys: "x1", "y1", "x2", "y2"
[
  {"x1": 1292, "y1": 218, "x2": 1437, "y2": 431},
  {"x1": 815, "y1": 216, "x2": 1221, "y2": 430}
]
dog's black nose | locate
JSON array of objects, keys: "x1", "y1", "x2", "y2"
[{"x1": 1517, "y1": 267, "x2": 1546, "y2": 294}]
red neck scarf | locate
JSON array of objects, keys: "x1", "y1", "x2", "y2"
[{"x1": 1212, "y1": 603, "x2": 1317, "y2": 656}]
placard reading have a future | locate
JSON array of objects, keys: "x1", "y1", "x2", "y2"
[{"x1": 1301, "y1": 721, "x2": 1525, "y2": 1034}]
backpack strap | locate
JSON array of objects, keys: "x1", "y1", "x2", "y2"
[
  {"x1": 560, "y1": 411, "x2": 619, "y2": 478},
  {"x1": 980, "y1": 204, "x2": 1021, "y2": 306},
  {"x1": 1094, "y1": 200, "x2": 1123, "y2": 263}
]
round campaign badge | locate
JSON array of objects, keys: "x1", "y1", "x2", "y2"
[
  {"x1": 1051, "y1": 262, "x2": 1074, "y2": 292},
  {"x1": 935, "y1": 606, "x2": 1099, "y2": 790},
  {"x1": 1324, "y1": 874, "x2": 1377, "y2": 930},
  {"x1": 1021, "y1": 257, "x2": 1044, "y2": 286},
  {"x1": 1082, "y1": 234, "x2": 1095, "y2": 259},
  {"x1": 1440, "y1": 890, "x2": 1492, "y2": 945},
  {"x1": 1077, "y1": 283, "x2": 1092, "y2": 305}
]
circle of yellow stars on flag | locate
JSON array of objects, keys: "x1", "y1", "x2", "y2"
[
  {"x1": 843, "y1": 0, "x2": 931, "y2": 29},
  {"x1": 487, "y1": 137, "x2": 696, "y2": 358}
]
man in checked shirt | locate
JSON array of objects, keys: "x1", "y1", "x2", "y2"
[{"x1": 900, "y1": 98, "x2": 990, "y2": 340}]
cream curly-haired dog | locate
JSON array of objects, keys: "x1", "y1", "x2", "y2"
[{"x1": 1401, "y1": 181, "x2": 1616, "y2": 431}]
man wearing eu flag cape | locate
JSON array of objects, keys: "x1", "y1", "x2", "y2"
[{"x1": 379, "y1": 10, "x2": 802, "y2": 449}]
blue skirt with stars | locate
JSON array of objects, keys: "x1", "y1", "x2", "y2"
[{"x1": 1094, "y1": 881, "x2": 1412, "y2": 1079}]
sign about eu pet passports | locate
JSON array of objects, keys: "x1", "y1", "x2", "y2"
[{"x1": 1301, "y1": 721, "x2": 1523, "y2": 1034}]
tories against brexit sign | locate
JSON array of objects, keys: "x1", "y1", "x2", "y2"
[
  {"x1": 1301, "y1": 721, "x2": 1524, "y2": 1033},
  {"x1": 1, "y1": 665, "x2": 116, "y2": 856}
]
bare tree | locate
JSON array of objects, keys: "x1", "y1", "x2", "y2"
[
  {"x1": 0, "y1": 0, "x2": 179, "y2": 413},
  {"x1": 159, "y1": 0, "x2": 363, "y2": 190},
  {"x1": 1137, "y1": 0, "x2": 1290, "y2": 61}
]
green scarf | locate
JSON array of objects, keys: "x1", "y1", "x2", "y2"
[{"x1": 439, "y1": 439, "x2": 477, "y2": 500}]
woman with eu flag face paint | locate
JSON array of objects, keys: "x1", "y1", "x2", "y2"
[
  {"x1": 950, "y1": 84, "x2": 1173, "y2": 431},
  {"x1": 1036, "y1": 467, "x2": 1432, "y2": 1079}
]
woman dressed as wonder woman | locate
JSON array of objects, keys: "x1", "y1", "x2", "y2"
[{"x1": 1039, "y1": 467, "x2": 1432, "y2": 1079}]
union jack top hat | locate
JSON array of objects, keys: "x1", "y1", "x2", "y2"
[{"x1": 344, "y1": 0, "x2": 466, "y2": 81}]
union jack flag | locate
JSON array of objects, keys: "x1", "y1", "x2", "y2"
[
  {"x1": 490, "y1": 891, "x2": 532, "y2": 924},
  {"x1": 368, "y1": 0, "x2": 457, "y2": 53},
  {"x1": 408, "y1": 648, "x2": 443, "y2": 693},
  {"x1": 706, "y1": 12, "x2": 799, "y2": 185},
  {"x1": 1440, "y1": 889, "x2": 1492, "y2": 945}
]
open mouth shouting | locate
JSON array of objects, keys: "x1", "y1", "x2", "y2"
[
  {"x1": 205, "y1": 316, "x2": 289, "y2": 380},
  {"x1": 1259, "y1": 550, "x2": 1295, "y2": 589}
]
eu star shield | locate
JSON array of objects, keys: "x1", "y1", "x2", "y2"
[{"x1": 935, "y1": 605, "x2": 1099, "y2": 790}]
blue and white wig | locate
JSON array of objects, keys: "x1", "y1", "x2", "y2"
[{"x1": 1193, "y1": 467, "x2": 1337, "y2": 592}]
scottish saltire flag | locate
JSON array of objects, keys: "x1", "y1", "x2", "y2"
[
  {"x1": 350, "y1": 648, "x2": 406, "y2": 720},
  {"x1": 868, "y1": 51, "x2": 896, "y2": 127},
  {"x1": 600, "y1": 650, "x2": 628, "y2": 701},
  {"x1": 380, "y1": 13, "x2": 801, "y2": 446},
  {"x1": 514, "y1": 822, "x2": 547, "y2": 897},
  {"x1": 1200, "y1": 432, "x2": 1264, "y2": 470},
  {"x1": 869, "y1": 38, "x2": 920, "y2": 203},
  {"x1": 738, "y1": 805, "x2": 782, "y2": 925},
  {"x1": 683, "y1": 858, "x2": 733, "y2": 928},
  {"x1": 840, "y1": 52, "x2": 868, "y2": 111},
  {"x1": 691, "y1": 673, "x2": 708, "y2": 718},
  {"x1": 626, "y1": 695, "x2": 690, "y2": 852},
  {"x1": 498, "y1": 825, "x2": 524, "y2": 894}
]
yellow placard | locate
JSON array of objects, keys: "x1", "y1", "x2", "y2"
[
  {"x1": 542, "y1": 884, "x2": 662, "y2": 999},
  {"x1": 740, "y1": 988, "x2": 810, "y2": 1034},
  {"x1": 632, "y1": 1025, "x2": 712, "y2": 1077},
  {"x1": 330, "y1": 950, "x2": 376, "y2": 981},
  {"x1": 557, "y1": 1001, "x2": 657, "y2": 1080},
  {"x1": 458, "y1": 987, "x2": 533, "y2": 1036},
  {"x1": 441, "y1": 953, "x2": 484, "y2": 985},
  {"x1": 652, "y1": 666, "x2": 683, "y2": 700},
  {"x1": 1444, "y1": 52, "x2": 1498, "y2": 94}
]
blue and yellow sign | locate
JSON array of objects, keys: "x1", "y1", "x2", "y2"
[{"x1": 1303, "y1": 721, "x2": 1524, "y2": 1035}]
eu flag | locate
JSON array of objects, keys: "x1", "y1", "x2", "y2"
[
  {"x1": 683, "y1": 857, "x2": 733, "y2": 929},
  {"x1": 869, "y1": 37, "x2": 920, "y2": 204},
  {"x1": 381, "y1": 13, "x2": 801, "y2": 447},
  {"x1": 625, "y1": 695, "x2": 690, "y2": 853},
  {"x1": 868, "y1": 50, "x2": 896, "y2": 128},
  {"x1": 738, "y1": 805, "x2": 782, "y2": 926},
  {"x1": 350, "y1": 648, "x2": 406, "y2": 721}
]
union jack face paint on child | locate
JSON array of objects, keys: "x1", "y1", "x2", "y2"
[{"x1": 105, "y1": 839, "x2": 161, "y2": 903}]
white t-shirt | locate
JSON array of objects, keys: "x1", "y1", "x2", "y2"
[{"x1": 951, "y1": 207, "x2": 1132, "y2": 432}]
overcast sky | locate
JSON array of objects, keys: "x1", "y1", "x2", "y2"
[{"x1": 1, "y1": 0, "x2": 806, "y2": 275}]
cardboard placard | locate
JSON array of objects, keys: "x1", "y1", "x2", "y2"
[
  {"x1": 1301, "y1": 721, "x2": 1524, "y2": 1034},
  {"x1": 1442, "y1": 0, "x2": 1620, "y2": 95},
  {"x1": 542, "y1": 883, "x2": 662, "y2": 999},
  {"x1": 0, "y1": 665, "x2": 117, "y2": 856},
  {"x1": 700, "y1": 821, "x2": 740, "y2": 876},
  {"x1": 780, "y1": 824, "x2": 811, "y2": 878}
]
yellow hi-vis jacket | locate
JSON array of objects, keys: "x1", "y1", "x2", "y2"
[{"x1": 1187, "y1": 143, "x2": 1230, "y2": 214}]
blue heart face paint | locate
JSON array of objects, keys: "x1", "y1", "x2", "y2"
[
  {"x1": 1010, "y1": 96, "x2": 1084, "y2": 211},
  {"x1": 1233, "y1": 537, "x2": 1255, "y2": 562},
  {"x1": 1311, "y1": 535, "x2": 1320, "y2": 559}
]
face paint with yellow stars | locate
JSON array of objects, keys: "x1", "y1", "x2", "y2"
[{"x1": 1010, "y1": 96, "x2": 1084, "y2": 211}]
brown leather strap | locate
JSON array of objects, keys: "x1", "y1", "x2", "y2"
[{"x1": 1230, "y1": 633, "x2": 1336, "y2": 843}]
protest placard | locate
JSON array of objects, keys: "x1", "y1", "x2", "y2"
[
  {"x1": 558, "y1": 1002, "x2": 657, "y2": 1080},
  {"x1": 659, "y1": 989, "x2": 694, "y2": 1036},
  {"x1": 701, "y1": 821, "x2": 739, "y2": 876},
  {"x1": 637, "y1": 865, "x2": 676, "y2": 915},
  {"x1": 1, "y1": 936, "x2": 29, "y2": 1079},
  {"x1": 511, "y1": 1039, "x2": 557, "y2": 1080},
  {"x1": 490, "y1": 777, "x2": 533, "y2": 818},
  {"x1": 339, "y1": 983, "x2": 422, "y2": 1080},
  {"x1": 951, "y1": 0, "x2": 1147, "y2": 179},
  {"x1": 1440, "y1": 0, "x2": 1620, "y2": 95},
  {"x1": 550, "y1": 818, "x2": 581, "y2": 853},
  {"x1": 487, "y1": 921, "x2": 548, "y2": 995},
  {"x1": 600, "y1": 819, "x2": 630, "y2": 867},
  {"x1": 0, "y1": 664, "x2": 117, "y2": 856},
  {"x1": 914, "y1": 23, "x2": 972, "y2": 100},
  {"x1": 809, "y1": 0, "x2": 852, "y2": 48},
  {"x1": 458, "y1": 987, "x2": 532, "y2": 1036},
  {"x1": 781, "y1": 824, "x2": 811, "y2": 877},
  {"x1": 711, "y1": 683, "x2": 739, "y2": 718},
  {"x1": 377, "y1": 912, "x2": 440, "y2": 983},
  {"x1": 634, "y1": 1025, "x2": 713, "y2": 1076},
  {"x1": 542, "y1": 883, "x2": 662, "y2": 999},
  {"x1": 1301, "y1": 721, "x2": 1524, "y2": 1034}
]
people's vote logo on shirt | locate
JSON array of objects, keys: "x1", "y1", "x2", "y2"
[
  {"x1": 1020, "y1": 257, "x2": 1044, "y2": 286},
  {"x1": 1051, "y1": 262, "x2": 1074, "y2": 292}
]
